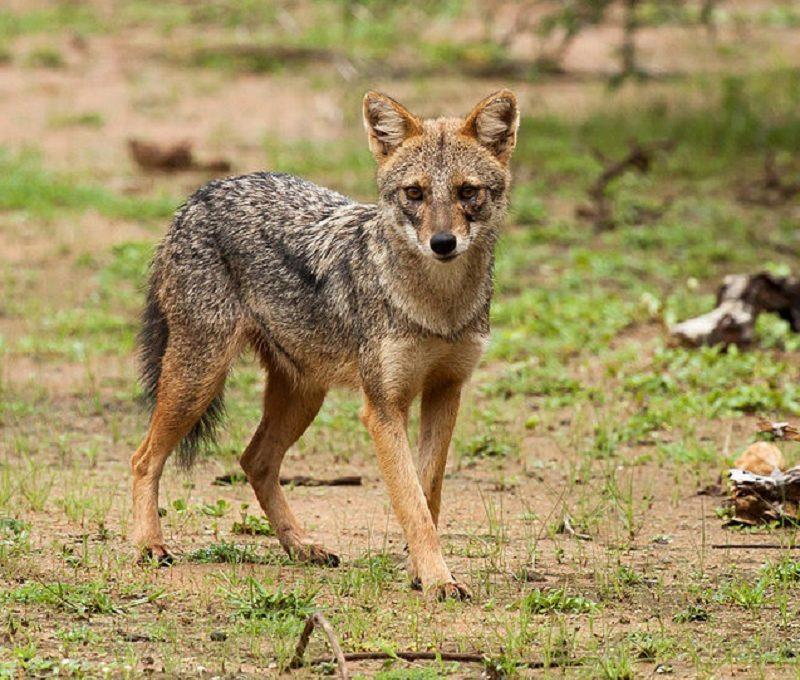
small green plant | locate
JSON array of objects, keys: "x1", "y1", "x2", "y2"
[
  {"x1": 460, "y1": 431, "x2": 516, "y2": 461},
  {"x1": 0, "y1": 518, "x2": 30, "y2": 562},
  {"x1": 518, "y1": 588, "x2": 597, "y2": 615},
  {"x1": 232, "y1": 512, "x2": 274, "y2": 537},
  {"x1": 715, "y1": 578, "x2": 768, "y2": 609},
  {"x1": 597, "y1": 644, "x2": 635, "y2": 680},
  {"x1": 199, "y1": 499, "x2": 230, "y2": 517},
  {"x1": 222, "y1": 577, "x2": 316, "y2": 621},
  {"x1": 56, "y1": 625, "x2": 102, "y2": 645},
  {"x1": 1, "y1": 581, "x2": 162, "y2": 616},
  {"x1": 187, "y1": 541, "x2": 269, "y2": 564},
  {"x1": 626, "y1": 631, "x2": 674, "y2": 661},
  {"x1": 17, "y1": 461, "x2": 53, "y2": 511},
  {"x1": 171, "y1": 498, "x2": 188, "y2": 513},
  {"x1": 761, "y1": 558, "x2": 800, "y2": 584},
  {"x1": 673, "y1": 602, "x2": 709, "y2": 623}
]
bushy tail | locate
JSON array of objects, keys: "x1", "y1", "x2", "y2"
[{"x1": 138, "y1": 278, "x2": 225, "y2": 469}]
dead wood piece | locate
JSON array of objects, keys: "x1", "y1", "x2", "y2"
[
  {"x1": 577, "y1": 139, "x2": 673, "y2": 231},
  {"x1": 738, "y1": 152, "x2": 800, "y2": 206},
  {"x1": 670, "y1": 271, "x2": 800, "y2": 347},
  {"x1": 212, "y1": 473, "x2": 362, "y2": 487},
  {"x1": 212, "y1": 472, "x2": 247, "y2": 486},
  {"x1": 713, "y1": 543, "x2": 800, "y2": 550},
  {"x1": 128, "y1": 138, "x2": 231, "y2": 173},
  {"x1": 726, "y1": 466, "x2": 800, "y2": 526},
  {"x1": 290, "y1": 611, "x2": 349, "y2": 679},
  {"x1": 757, "y1": 418, "x2": 800, "y2": 442},
  {"x1": 280, "y1": 475, "x2": 362, "y2": 487}
]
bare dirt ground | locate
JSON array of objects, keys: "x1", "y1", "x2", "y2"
[{"x1": 3, "y1": 2, "x2": 800, "y2": 678}]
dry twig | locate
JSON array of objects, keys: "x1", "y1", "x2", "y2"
[
  {"x1": 290, "y1": 612, "x2": 349, "y2": 679},
  {"x1": 288, "y1": 612, "x2": 583, "y2": 675},
  {"x1": 738, "y1": 152, "x2": 800, "y2": 206},
  {"x1": 576, "y1": 139, "x2": 673, "y2": 231}
]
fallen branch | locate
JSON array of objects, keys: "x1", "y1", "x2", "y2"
[
  {"x1": 576, "y1": 139, "x2": 673, "y2": 231},
  {"x1": 280, "y1": 475, "x2": 362, "y2": 487},
  {"x1": 213, "y1": 472, "x2": 362, "y2": 487},
  {"x1": 288, "y1": 612, "x2": 583, "y2": 675},
  {"x1": 128, "y1": 138, "x2": 231, "y2": 173},
  {"x1": 290, "y1": 612, "x2": 349, "y2": 679},
  {"x1": 712, "y1": 543, "x2": 800, "y2": 550},
  {"x1": 738, "y1": 152, "x2": 800, "y2": 206},
  {"x1": 670, "y1": 272, "x2": 800, "y2": 347}
]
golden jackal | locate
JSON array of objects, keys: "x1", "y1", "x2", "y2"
[{"x1": 131, "y1": 90, "x2": 519, "y2": 600}]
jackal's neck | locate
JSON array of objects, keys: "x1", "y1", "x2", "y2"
[{"x1": 368, "y1": 212, "x2": 496, "y2": 337}]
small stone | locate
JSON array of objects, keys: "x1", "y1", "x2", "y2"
[{"x1": 210, "y1": 631, "x2": 227, "y2": 642}]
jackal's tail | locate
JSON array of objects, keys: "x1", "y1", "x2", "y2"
[{"x1": 138, "y1": 280, "x2": 225, "y2": 469}]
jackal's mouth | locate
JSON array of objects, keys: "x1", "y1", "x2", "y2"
[{"x1": 434, "y1": 253, "x2": 459, "y2": 263}]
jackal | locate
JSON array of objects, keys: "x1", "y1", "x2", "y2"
[{"x1": 131, "y1": 90, "x2": 519, "y2": 600}]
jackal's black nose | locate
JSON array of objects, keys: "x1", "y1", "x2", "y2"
[{"x1": 430, "y1": 232, "x2": 457, "y2": 256}]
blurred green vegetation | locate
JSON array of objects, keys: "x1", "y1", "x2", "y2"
[{"x1": 0, "y1": 150, "x2": 176, "y2": 221}]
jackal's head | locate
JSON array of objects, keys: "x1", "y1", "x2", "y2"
[{"x1": 363, "y1": 89, "x2": 518, "y2": 262}]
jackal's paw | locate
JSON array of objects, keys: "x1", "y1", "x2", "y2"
[
  {"x1": 430, "y1": 580, "x2": 472, "y2": 602},
  {"x1": 139, "y1": 544, "x2": 174, "y2": 568},
  {"x1": 288, "y1": 543, "x2": 340, "y2": 567}
]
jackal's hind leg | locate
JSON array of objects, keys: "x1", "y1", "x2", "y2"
[
  {"x1": 240, "y1": 372, "x2": 336, "y2": 566},
  {"x1": 131, "y1": 341, "x2": 231, "y2": 565}
]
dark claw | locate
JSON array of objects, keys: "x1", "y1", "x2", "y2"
[{"x1": 139, "y1": 546, "x2": 175, "y2": 568}]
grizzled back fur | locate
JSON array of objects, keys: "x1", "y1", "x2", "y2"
[{"x1": 137, "y1": 91, "x2": 519, "y2": 467}]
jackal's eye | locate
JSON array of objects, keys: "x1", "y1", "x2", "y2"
[
  {"x1": 458, "y1": 185, "x2": 479, "y2": 201},
  {"x1": 404, "y1": 186, "x2": 423, "y2": 201}
]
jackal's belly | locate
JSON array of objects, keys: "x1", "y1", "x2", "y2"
[{"x1": 248, "y1": 315, "x2": 361, "y2": 388}]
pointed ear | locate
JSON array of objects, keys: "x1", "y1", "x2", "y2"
[
  {"x1": 362, "y1": 91, "x2": 423, "y2": 162},
  {"x1": 461, "y1": 89, "x2": 519, "y2": 163}
]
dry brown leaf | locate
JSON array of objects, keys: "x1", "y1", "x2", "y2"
[{"x1": 733, "y1": 441, "x2": 785, "y2": 475}]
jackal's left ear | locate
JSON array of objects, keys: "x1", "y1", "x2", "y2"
[
  {"x1": 363, "y1": 91, "x2": 423, "y2": 162},
  {"x1": 461, "y1": 90, "x2": 519, "y2": 163}
]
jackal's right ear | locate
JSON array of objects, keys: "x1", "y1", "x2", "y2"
[{"x1": 363, "y1": 92, "x2": 423, "y2": 162}]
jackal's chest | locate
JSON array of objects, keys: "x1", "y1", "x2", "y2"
[{"x1": 375, "y1": 334, "x2": 488, "y2": 401}]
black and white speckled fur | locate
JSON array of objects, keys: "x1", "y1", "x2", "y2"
[{"x1": 134, "y1": 90, "x2": 519, "y2": 596}]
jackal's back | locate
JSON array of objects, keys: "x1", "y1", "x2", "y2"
[{"x1": 149, "y1": 172, "x2": 383, "y2": 385}]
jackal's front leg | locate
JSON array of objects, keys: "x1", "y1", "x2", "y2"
[
  {"x1": 418, "y1": 381, "x2": 462, "y2": 528},
  {"x1": 362, "y1": 397, "x2": 470, "y2": 601}
]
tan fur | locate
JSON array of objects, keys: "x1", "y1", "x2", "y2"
[{"x1": 131, "y1": 90, "x2": 518, "y2": 601}]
